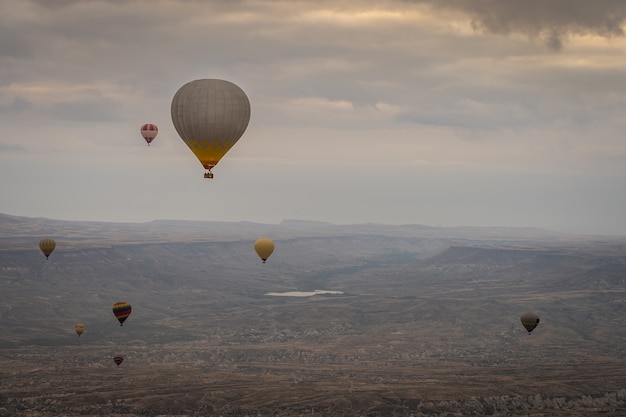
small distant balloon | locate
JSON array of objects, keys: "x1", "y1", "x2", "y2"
[
  {"x1": 113, "y1": 354, "x2": 124, "y2": 367},
  {"x1": 39, "y1": 238, "x2": 56, "y2": 259},
  {"x1": 254, "y1": 238, "x2": 275, "y2": 263},
  {"x1": 74, "y1": 322, "x2": 86, "y2": 337},
  {"x1": 140, "y1": 123, "x2": 158, "y2": 146},
  {"x1": 112, "y1": 302, "x2": 132, "y2": 326},
  {"x1": 521, "y1": 312, "x2": 540, "y2": 335}
]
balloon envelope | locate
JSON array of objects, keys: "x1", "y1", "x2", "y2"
[
  {"x1": 74, "y1": 322, "x2": 86, "y2": 337},
  {"x1": 520, "y1": 311, "x2": 540, "y2": 334},
  {"x1": 112, "y1": 302, "x2": 132, "y2": 326},
  {"x1": 171, "y1": 79, "x2": 251, "y2": 177},
  {"x1": 113, "y1": 355, "x2": 124, "y2": 367},
  {"x1": 39, "y1": 238, "x2": 56, "y2": 259},
  {"x1": 140, "y1": 123, "x2": 158, "y2": 145},
  {"x1": 254, "y1": 238, "x2": 275, "y2": 263}
]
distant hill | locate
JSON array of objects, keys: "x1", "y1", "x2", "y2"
[
  {"x1": 0, "y1": 211, "x2": 599, "y2": 249},
  {"x1": 1, "y1": 212, "x2": 624, "y2": 342}
]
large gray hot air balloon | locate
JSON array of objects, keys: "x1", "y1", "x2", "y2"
[
  {"x1": 171, "y1": 79, "x2": 251, "y2": 178},
  {"x1": 520, "y1": 311, "x2": 540, "y2": 335}
]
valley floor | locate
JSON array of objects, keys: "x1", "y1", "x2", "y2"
[{"x1": 2, "y1": 342, "x2": 626, "y2": 416}]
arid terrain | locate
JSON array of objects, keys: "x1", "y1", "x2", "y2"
[{"x1": 1, "y1": 213, "x2": 625, "y2": 416}]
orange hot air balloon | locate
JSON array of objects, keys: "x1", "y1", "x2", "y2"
[
  {"x1": 254, "y1": 238, "x2": 275, "y2": 263},
  {"x1": 140, "y1": 123, "x2": 158, "y2": 146},
  {"x1": 112, "y1": 302, "x2": 132, "y2": 326},
  {"x1": 39, "y1": 238, "x2": 56, "y2": 259},
  {"x1": 74, "y1": 322, "x2": 86, "y2": 337},
  {"x1": 171, "y1": 79, "x2": 251, "y2": 178}
]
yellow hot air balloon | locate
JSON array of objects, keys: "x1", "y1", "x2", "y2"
[
  {"x1": 171, "y1": 79, "x2": 251, "y2": 178},
  {"x1": 39, "y1": 238, "x2": 56, "y2": 259},
  {"x1": 74, "y1": 322, "x2": 86, "y2": 337},
  {"x1": 254, "y1": 238, "x2": 275, "y2": 263}
]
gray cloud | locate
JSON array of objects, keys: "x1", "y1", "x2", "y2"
[
  {"x1": 0, "y1": 143, "x2": 28, "y2": 152},
  {"x1": 415, "y1": 0, "x2": 626, "y2": 50},
  {"x1": 50, "y1": 97, "x2": 124, "y2": 122},
  {"x1": 3, "y1": 1, "x2": 624, "y2": 129},
  {"x1": 0, "y1": 98, "x2": 32, "y2": 114}
]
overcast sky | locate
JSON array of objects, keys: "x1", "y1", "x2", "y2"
[{"x1": 2, "y1": 0, "x2": 626, "y2": 235}]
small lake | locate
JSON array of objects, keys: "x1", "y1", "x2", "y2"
[{"x1": 265, "y1": 290, "x2": 344, "y2": 297}]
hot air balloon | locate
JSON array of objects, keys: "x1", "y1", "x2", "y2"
[
  {"x1": 140, "y1": 123, "x2": 158, "y2": 146},
  {"x1": 254, "y1": 238, "x2": 275, "y2": 263},
  {"x1": 113, "y1": 354, "x2": 124, "y2": 367},
  {"x1": 171, "y1": 79, "x2": 251, "y2": 178},
  {"x1": 39, "y1": 238, "x2": 56, "y2": 259},
  {"x1": 521, "y1": 312, "x2": 540, "y2": 335},
  {"x1": 74, "y1": 322, "x2": 86, "y2": 337},
  {"x1": 112, "y1": 302, "x2": 132, "y2": 326}
]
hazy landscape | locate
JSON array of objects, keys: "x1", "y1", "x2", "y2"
[{"x1": 1, "y1": 212, "x2": 625, "y2": 416}]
